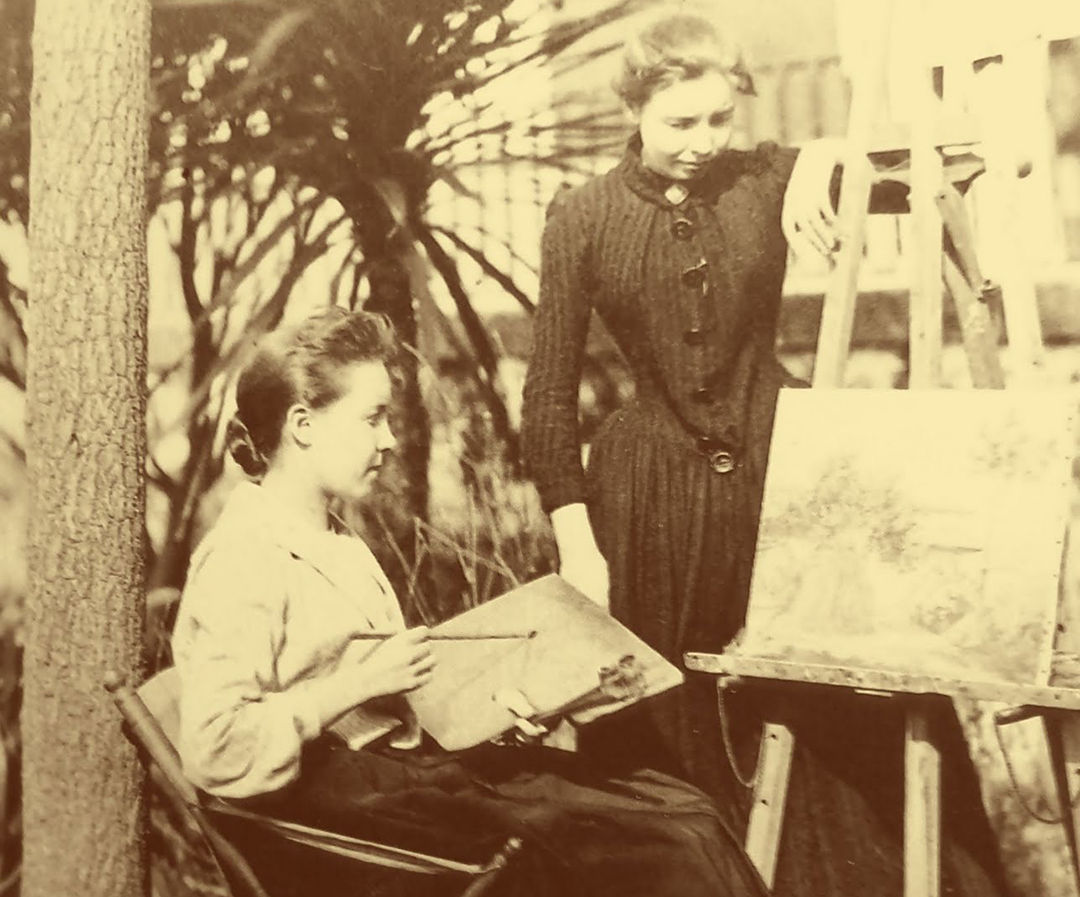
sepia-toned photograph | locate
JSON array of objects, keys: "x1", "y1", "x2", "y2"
[{"x1": 2, "y1": 0, "x2": 1080, "y2": 896}]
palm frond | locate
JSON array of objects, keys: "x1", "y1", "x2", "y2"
[{"x1": 429, "y1": 226, "x2": 534, "y2": 313}]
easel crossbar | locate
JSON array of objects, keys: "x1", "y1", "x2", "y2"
[{"x1": 684, "y1": 653, "x2": 1080, "y2": 711}]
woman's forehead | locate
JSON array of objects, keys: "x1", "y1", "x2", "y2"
[
  {"x1": 646, "y1": 72, "x2": 735, "y2": 116},
  {"x1": 335, "y1": 361, "x2": 391, "y2": 406}
]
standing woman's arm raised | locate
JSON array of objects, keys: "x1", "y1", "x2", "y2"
[
  {"x1": 781, "y1": 137, "x2": 910, "y2": 261},
  {"x1": 521, "y1": 189, "x2": 610, "y2": 608},
  {"x1": 782, "y1": 137, "x2": 845, "y2": 259}
]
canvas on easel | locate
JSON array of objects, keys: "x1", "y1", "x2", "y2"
[{"x1": 736, "y1": 388, "x2": 1076, "y2": 687}]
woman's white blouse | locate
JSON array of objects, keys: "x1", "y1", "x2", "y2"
[{"x1": 171, "y1": 482, "x2": 420, "y2": 799}]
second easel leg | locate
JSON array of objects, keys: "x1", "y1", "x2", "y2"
[{"x1": 905, "y1": 704, "x2": 942, "y2": 897}]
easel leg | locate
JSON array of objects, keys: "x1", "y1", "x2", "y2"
[
  {"x1": 937, "y1": 185, "x2": 1006, "y2": 390},
  {"x1": 907, "y1": 58, "x2": 944, "y2": 389},
  {"x1": 904, "y1": 706, "x2": 941, "y2": 897},
  {"x1": 1045, "y1": 715, "x2": 1080, "y2": 895},
  {"x1": 970, "y1": 55, "x2": 1045, "y2": 377},
  {"x1": 745, "y1": 722, "x2": 795, "y2": 889},
  {"x1": 809, "y1": 3, "x2": 890, "y2": 389}
]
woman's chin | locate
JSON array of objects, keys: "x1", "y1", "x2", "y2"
[
  {"x1": 673, "y1": 160, "x2": 712, "y2": 179},
  {"x1": 356, "y1": 467, "x2": 382, "y2": 494},
  {"x1": 331, "y1": 473, "x2": 378, "y2": 504}
]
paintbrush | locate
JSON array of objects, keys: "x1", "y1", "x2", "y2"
[{"x1": 350, "y1": 630, "x2": 538, "y2": 641}]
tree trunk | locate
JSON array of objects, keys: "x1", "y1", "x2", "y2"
[
  {"x1": 22, "y1": 1, "x2": 151, "y2": 896},
  {"x1": 366, "y1": 254, "x2": 431, "y2": 522}
]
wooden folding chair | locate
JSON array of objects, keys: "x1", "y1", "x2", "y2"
[{"x1": 104, "y1": 669, "x2": 523, "y2": 897}]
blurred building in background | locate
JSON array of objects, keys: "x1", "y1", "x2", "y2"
[{"x1": 429, "y1": 0, "x2": 1080, "y2": 385}]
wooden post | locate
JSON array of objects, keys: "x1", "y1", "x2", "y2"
[
  {"x1": 936, "y1": 186, "x2": 1005, "y2": 390},
  {"x1": 1044, "y1": 716, "x2": 1080, "y2": 896},
  {"x1": 811, "y1": 3, "x2": 891, "y2": 389},
  {"x1": 907, "y1": 61, "x2": 944, "y2": 388},
  {"x1": 969, "y1": 54, "x2": 1045, "y2": 379},
  {"x1": 1047, "y1": 534, "x2": 1080, "y2": 894},
  {"x1": 904, "y1": 705, "x2": 941, "y2": 897},
  {"x1": 745, "y1": 721, "x2": 796, "y2": 888}
]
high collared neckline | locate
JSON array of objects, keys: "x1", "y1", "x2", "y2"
[
  {"x1": 192, "y1": 481, "x2": 401, "y2": 624},
  {"x1": 225, "y1": 480, "x2": 331, "y2": 549},
  {"x1": 617, "y1": 133, "x2": 737, "y2": 207},
  {"x1": 191, "y1": 481, "x2": 388, "y2": 591}
]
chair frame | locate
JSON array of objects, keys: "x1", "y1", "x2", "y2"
[{"x1": 104, "y1": 669, "x2": 523, "y2": 897}]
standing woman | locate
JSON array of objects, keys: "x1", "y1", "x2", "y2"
[{"x1": 521, "y1": 12, "x2": 1011, "y2": 897}]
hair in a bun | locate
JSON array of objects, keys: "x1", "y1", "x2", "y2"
[
  {"x1": 228, "y1": 307, "x2": 397, "y2": 480},
  {"x1": 614, "y1": 12, "x2": 754, "y2": 110},
  {"x1": 225, "y1": 416, "x2": 268, "y2": 478}
]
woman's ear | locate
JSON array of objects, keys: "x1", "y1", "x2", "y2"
[
  {"x1": 284, "y1": 403, "x2": 314, "y2": 448},
  {"x1": 625, "y1": 101, "x2": 642, "y2": 126}
]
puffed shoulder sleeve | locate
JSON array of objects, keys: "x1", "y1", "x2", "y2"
[
  {"x1": 520, "y1": 187, "x2": 596, "y2": 513},
  {"x1": 171, "y1": 544, "x2": 323, "y2": 799}
]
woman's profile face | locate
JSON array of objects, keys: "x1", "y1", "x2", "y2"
[
  {"x1": 304, "y1": 360, "x2": 396, "y2": 502},
  {"x1": 633, "y1": 70, "x2": 736, "y2": 180}
]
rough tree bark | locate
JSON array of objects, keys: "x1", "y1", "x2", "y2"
[{"x1": 22, "y1": 1, "x2": 151, "y2": 895}]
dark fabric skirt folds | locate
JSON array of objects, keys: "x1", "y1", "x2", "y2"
[
  {"x1": 580, "y1": 386, "x2": 1013, "y2": 897},
  {"x1": 223, "y1": 737, "x2": 769, "y2": 897}
]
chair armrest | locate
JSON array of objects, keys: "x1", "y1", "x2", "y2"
[{"x1": 205, "y1": 798, "x2": 517, "y2": 876}]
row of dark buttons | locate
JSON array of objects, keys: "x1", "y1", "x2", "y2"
[
  {"x1": 672, "y1": 217, "x2": 695, "y2": 240},
  {"x1": 681, "y1": 262, "x2": 707, "y2": 289},
  {"x1": 696, "y1": 435, "x2": 737, "y2": 474},
  {"x1": 680, "y1": 254, "x2": 707, "y2": 344},
  {"x1": 671, "y1": 213, "x2": 711, "y2": 399}
]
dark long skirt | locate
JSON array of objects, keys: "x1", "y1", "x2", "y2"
[
  {"x1": 580, "y1": 386, "x2": 1013, "y2": 897},
  {"x1": 223, "y1": 737, "x2": 769, "y2": 897}
]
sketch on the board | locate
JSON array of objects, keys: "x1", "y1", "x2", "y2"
[{"x1": 737, "y1": 389, "x2": 1076, "y2": 686}]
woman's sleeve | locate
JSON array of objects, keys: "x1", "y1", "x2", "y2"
[
  {"x1": 757, "y1": 141, "x2": 801, "y2": 213},
  {"x1": 520, "y1": 188, "x2": 595, "y2": 513},
  {"x1": 173, "y1": 546, "x2": 324, "y2": 799},
  {"x1": 772, "y1": 140, "x2": 908, "y2": 216}
]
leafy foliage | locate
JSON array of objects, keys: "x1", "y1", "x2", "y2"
[{"x1": 0, "y1": 0, "x2": 639, "y2": 587}]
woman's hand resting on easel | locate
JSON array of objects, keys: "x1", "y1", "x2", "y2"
[
  {"x1": 781, "y1": 137, "x2": 859, "y2": 262},
  {"x1": 550, "y1": 503, "x2": 610, "y2": 611}
]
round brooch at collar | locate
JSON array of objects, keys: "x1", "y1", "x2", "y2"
[{"x1": 664, "y1": 183, "x2": 690, "y2": 206}]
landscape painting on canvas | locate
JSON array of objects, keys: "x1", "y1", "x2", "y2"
[{"x1": 736, "y1": 389, "x2": 1076, "y2": 687}]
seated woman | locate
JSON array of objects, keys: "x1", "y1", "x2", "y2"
[{"x1": 171, "y1": 306, "x2": 769, "y2": 897}]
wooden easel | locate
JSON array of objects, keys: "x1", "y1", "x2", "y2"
[{"x1": 687, "y1": 7, "x2": 1080, "y2": 896}]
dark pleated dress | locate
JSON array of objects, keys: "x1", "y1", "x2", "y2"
[{"x1": 520, "y1": 137, "x2": 1013, "y2": 897}]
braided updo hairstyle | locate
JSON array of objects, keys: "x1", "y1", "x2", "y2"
[
  {"x1": 613, "y1": 12, "x2": 755, "y2": 110},
  {"x1": 226, "y1": 307, "x2": 397, "y2": 479}
]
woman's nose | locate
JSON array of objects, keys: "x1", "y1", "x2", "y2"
[
  {"x1": 688, "y1": 124, "x2": 717, "y2": 155},
  {"x1": 378, "y1": 420, "x2": 397, "y2": 451}
]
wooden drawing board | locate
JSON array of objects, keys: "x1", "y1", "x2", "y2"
[{"x1": 407, "y1": 574, "x2": 684, "y2": 751}]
